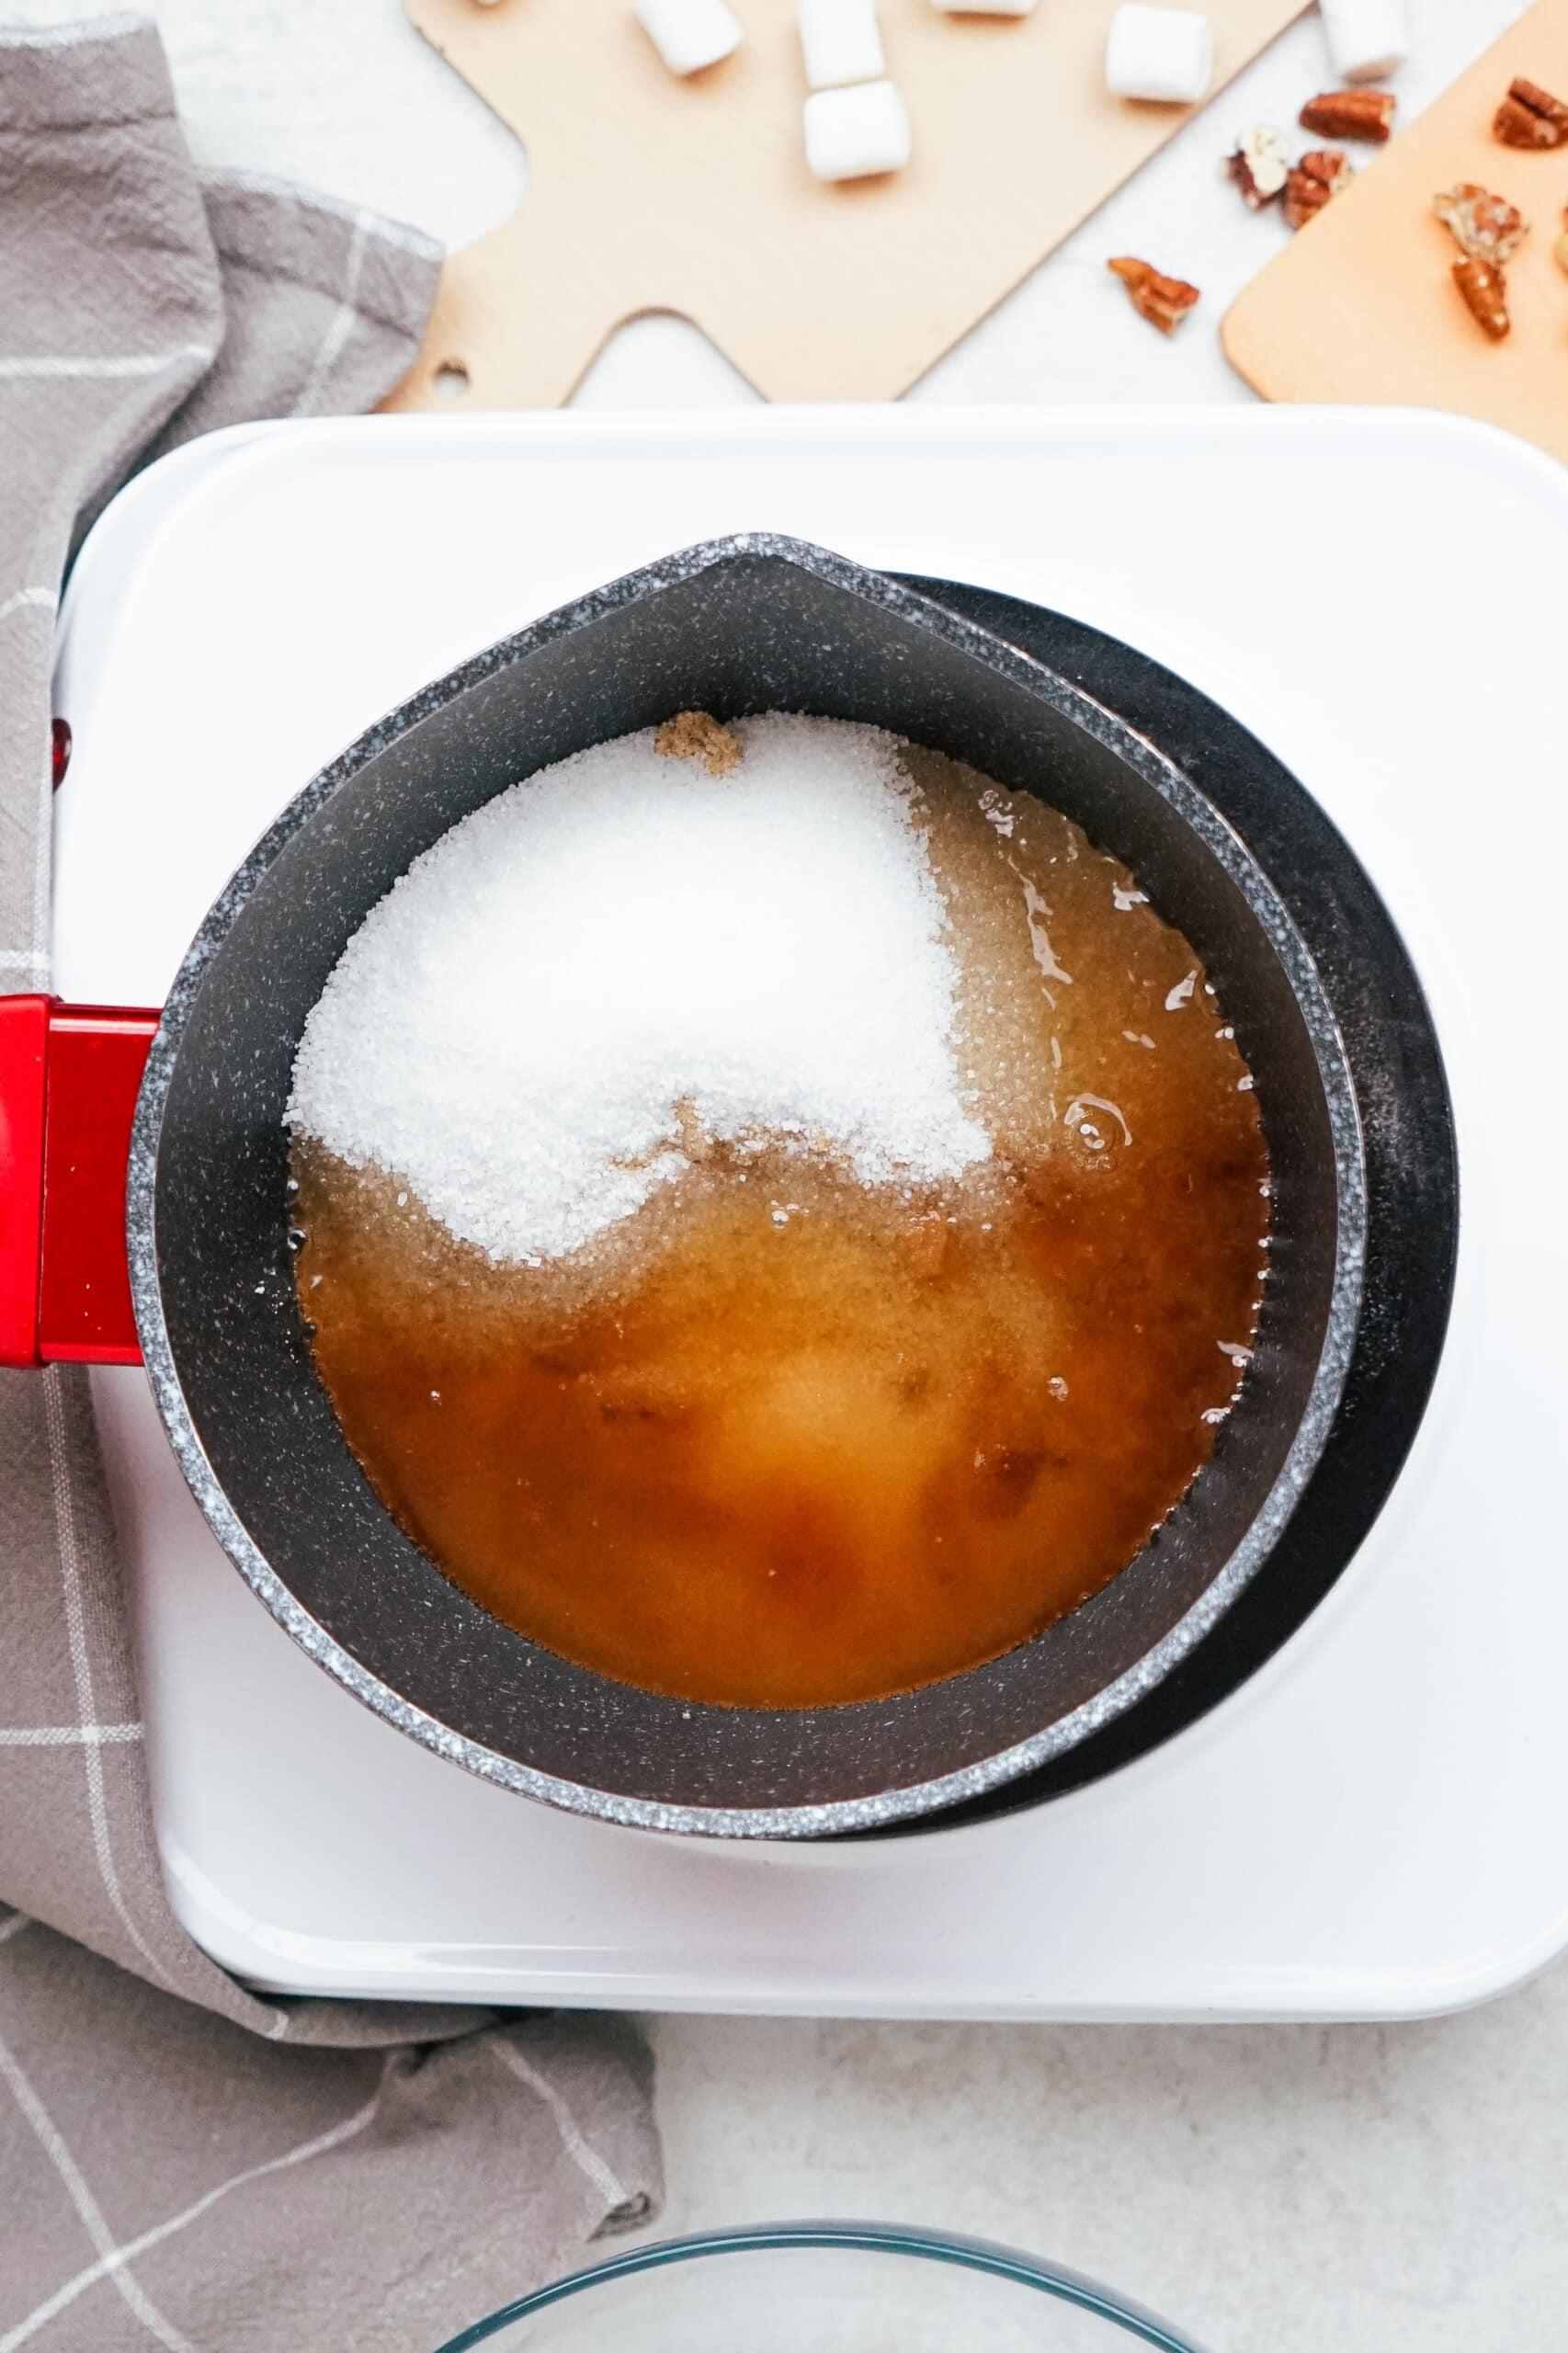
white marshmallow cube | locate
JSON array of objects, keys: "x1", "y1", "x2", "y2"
[
  {"x1": 799, "y1": 0, "x2": 885, "y2": 89},
  {"x1": 633, "y1": 0, "x2": 744, "y2": 76},
  {"x1": 929, "y1": 0, "x2": 1039, "y2": 15},
  {"x1": 803, "y1": 79, "x2": 913, "y2": 179},
  {"x1": 1317, "y1": 0, "x2": 1407, "y2": 83},
  {"x1": 1105, "y1": 4, "x2": 1213, "y2": 103}
]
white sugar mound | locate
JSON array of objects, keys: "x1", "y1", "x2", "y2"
[{"x1": 288, "y1": 714, "x2": 991, "y2": 1264}]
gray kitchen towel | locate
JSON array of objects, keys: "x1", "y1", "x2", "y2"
[{"x1": 0, "y1": 16, "x2": 661, "y2": 2348}]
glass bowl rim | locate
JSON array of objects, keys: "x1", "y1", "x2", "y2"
[{"x1": 433, "y1": 2219, "x2": 1206, "y2": 2352}]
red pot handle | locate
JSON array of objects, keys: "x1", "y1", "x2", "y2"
[{"x1": 0, "y1": 996, "x2": 159, "y2": 1370}]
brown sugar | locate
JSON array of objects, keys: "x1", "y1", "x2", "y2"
[{"x1": 654, "y1": 709, "x2": 743, "y2": 776}]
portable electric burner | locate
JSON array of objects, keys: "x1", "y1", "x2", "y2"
[{"x1": 36, "y1": 406, "x2": 1568, "y2": 2014}]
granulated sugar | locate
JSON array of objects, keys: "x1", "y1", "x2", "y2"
[{"x1": 288, "y1": 714, "x2": 990, "y2": 1265}]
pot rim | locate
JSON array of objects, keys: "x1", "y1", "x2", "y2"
[{"x1": 127, "y1": 533, "x2": 1367, "y2": 1837}]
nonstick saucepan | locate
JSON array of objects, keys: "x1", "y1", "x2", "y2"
[{"x1": 0, "y1": 538, "x2": 1457, "y2": 1835}]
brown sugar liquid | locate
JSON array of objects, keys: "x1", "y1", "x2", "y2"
[{"x1": 291, "y1": 749, "x2": 1268, "y2": 1710}]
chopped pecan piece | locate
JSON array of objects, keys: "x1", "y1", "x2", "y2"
[
  {"x1": 1433, "y1": 182, "x2": 1527, "y2": 266},
  {"x1": 1299, "y1": 88, "x2": 1396, "y2": 142},
  {"x1": 1107, "y1": 256, "x2": 1200, "y2": 334},
  {"x1": 1494, "y1": 76, "x2": 1568, "y2": 148},
  {"x1": 1225, "y1": 124, "x2": 1290, "y2": 208},
  {"x1": 1282, "y1": 148, "x2": 1353, "y2": 229},
  {"x1": 1451, "y1": 257, "x2": 1510, "y2": 340}
]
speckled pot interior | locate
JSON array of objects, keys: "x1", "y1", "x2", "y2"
[{"x1": 127, "y1": 538, "x2": 1454, "y2": 1837}]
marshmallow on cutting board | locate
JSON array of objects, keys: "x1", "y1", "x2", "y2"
[
  {"x1": 804, "y1": 79, "x2": 913, "y2": 179},
  {"x1": 1105, "y1": 5, "x2": 1213, "y2": 103},
  {"x1": 1317, "y1": 0, "x2": 1407, "y2": 83},
  {"x1": 633, "y1": 0, "x2": 744, "y2": 76},
  {"x1": 799, "y1": 0, "x2": 885, "y2": 89}
]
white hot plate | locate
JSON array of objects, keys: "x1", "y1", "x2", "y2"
[{"x1": 54, "y1": 405, "x2": 1568, "y2": 2018}]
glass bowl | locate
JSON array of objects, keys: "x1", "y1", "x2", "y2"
[{"x1": 433, "y1": 2221, "x2": 1206, "y2": 2351}]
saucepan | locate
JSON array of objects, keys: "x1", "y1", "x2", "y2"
[{"x1": 0, "y1": 537, "x2": 1457, "y2": 1835}]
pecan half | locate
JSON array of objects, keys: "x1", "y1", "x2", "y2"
[
  {"x1": 1282, "y1": 148, "x2": 1354, "y2": 229},
  {"x1": 1433, "y1": 182, "x2": 1527, "y2": 266},
  {"x1": 1299, "y1": 88, "x2": 1396, "y2": 142},
  {"x1": 1451, "y1": 257, "x2": 1510, "y2": 340},
  {"x1": 1494, "y1": 76, "x2": 1568, "y2": 148},
  {"x1": 1225, "y1": 124, "x2": 1290, "y2": 208},
  {"x1": 1107, "y1": 256, "x2": 1200, "y2": 334}
]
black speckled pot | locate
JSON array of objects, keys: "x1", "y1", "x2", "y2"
[{"x1": 128, "y1": 537, "x2": 1454, "y2": 1838}]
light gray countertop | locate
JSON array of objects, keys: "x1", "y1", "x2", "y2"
[{"x1": 17, "y1": 1, "x2": 1563, "y2": 2343}]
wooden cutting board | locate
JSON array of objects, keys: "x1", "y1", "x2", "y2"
[
  {"x1": 1224, "y1": 0, "x2": 1568, "y2": 465},
  {"x1": 386, "y1": 0, "x2": 1308, "y2": 411}
]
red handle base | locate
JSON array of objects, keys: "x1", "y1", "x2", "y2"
[{"x1": 0, "y1": 997, "x2": 159, "y2": 1370}]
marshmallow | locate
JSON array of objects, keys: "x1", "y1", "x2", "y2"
[
  {"x1": 1317, "y1": 0, "x2": 1407, "y2": 83},
  {"x1": 803, "y1": 79, "x2": 913, "y2": 179},
  {"x1": 1105, "y1": 5, "x2": 1213, "y2": 103},
  {"x1": 799, "y1": 0, "x2": 885, "y2": 89},
  {"x1": 633, "y1": 0, "x2": 744, "y2": 76},
  {"x1": 928, "y1": 1, "x2": 1039, "y2": 14}
]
